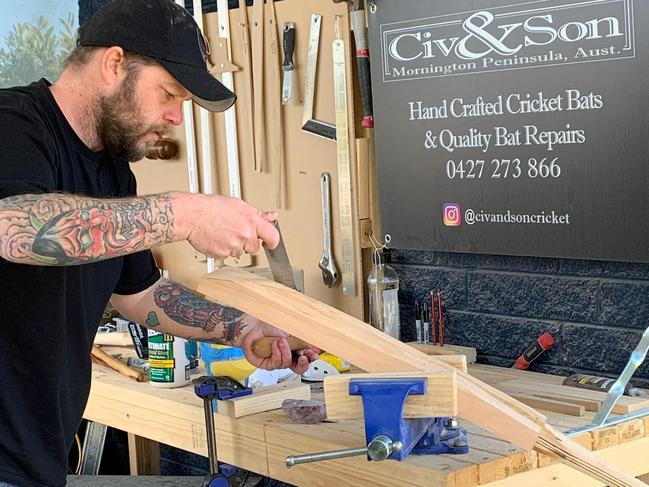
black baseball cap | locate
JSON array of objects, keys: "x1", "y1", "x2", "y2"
[{"x1": 78, "y1": 0, "x2": 235, "y2": 112}]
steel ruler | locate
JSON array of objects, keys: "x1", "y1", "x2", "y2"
[
  {"x1": 332, "y1": 20, "x2": 356, "y2": 296},
  {"x1": 302, "y1": 14, "x2": 321, "y2": 128},
  {"x1": 302, "y1": 14, "x2": 336, "y2": 140}
]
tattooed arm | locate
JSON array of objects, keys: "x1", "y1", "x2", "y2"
[
  {"x1": 110, "y1": 278, "x2": 318, "y2": 373},
  {"x1": 0, "y1": 192, "x2": 280, "y2": 265}
]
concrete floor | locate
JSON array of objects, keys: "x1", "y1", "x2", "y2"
[{"x1": 67, "y1": 476, "x2": 203, "y2": 486}]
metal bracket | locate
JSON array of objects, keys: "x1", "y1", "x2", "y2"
[
  {"x1": 566, "y1": 324, "x2": 649, "y2": 436},
  {"x1": 80, "y1": 421, "x2": 108, "y2": 475}
]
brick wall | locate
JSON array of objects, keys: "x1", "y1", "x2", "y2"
[{"x1": 391, "y1": 249, "x2": 649, "y2": 388}]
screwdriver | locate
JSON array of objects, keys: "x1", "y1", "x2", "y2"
[{"x1": 415, "y1": 300, "x2": 422, "y2": 343}]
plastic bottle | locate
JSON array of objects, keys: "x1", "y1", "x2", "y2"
[
  {"x1": 148, "y1": 330, "x2": 198, "y2": 388},
  {"x1": 367, "y1": 248, "x2": 401, "y2": 340},
  {"x1": 562, "y1": 373, "x2": 646, "y2": 397}
]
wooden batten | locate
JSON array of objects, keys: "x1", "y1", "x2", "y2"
[
  {"x1": 216, "y1": 382, "x2": 311, "y2": 419},
  {"x1": 428, "y1": 354, "x2": 467, "y2": 373},
  {"x1": 324, "y1": 371, "x2": 457, "y2": 420},
  {"x1": 508, "y1": 393, "x2": 585, "y2": 417},
  {"x1": 407, "y1": 341, "x2": 478, "y2": 365},
  {"x1": 197, "y1": 270, "x2": 644, "y2": 486}
]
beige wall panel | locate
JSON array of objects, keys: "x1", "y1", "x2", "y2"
[{"x1": 132, "y1": 0, "x2": 365, "y2": 318}]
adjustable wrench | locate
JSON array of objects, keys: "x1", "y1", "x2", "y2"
[{"x1": 319, "y1": 173, "x2": 339, "y2": 287}]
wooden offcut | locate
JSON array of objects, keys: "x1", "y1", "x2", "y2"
[
  {"x1": 499, "y1": 380, "x2": 649, "y2": 415},
  {"x1": 324, "y1": 371, "x2": 457, "y2": 420},
  {"x1": 91, "y1": 346, "x2": 146, "y2": 382},
  {"x1": 198, "y1": 269, "x2": 644, "y2": 486},
  {"x1": 407, "y1": 341, "x2": 478, "y2": 365},
  {"x1": 216, "y1": 381, "x2": 311, "y2": 419},
  {"x1": 508, "y1": 393, "x2": 585, "y2": 417}
]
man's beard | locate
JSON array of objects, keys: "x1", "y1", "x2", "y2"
[{"x1": 96, "y1": 70, "x2": 167, "y2": 162}]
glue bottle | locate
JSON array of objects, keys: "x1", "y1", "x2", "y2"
[
  {"x1": 368, "y1": 248, "x2": 401, "y2": 340},
  {"x1": 148, "y1": 331, "x2": 198, "y2": 388}
]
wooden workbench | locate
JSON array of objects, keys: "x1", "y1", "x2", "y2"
[{"x1": 84, "y1": 363, "x2": 649, "y2": 486}]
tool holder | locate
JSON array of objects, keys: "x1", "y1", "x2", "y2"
[{"x1": 286, "y1": 377, "x2": 468, "y2": 468}]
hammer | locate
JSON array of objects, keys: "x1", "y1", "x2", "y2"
[{"x1": 332, "y1": 0, "x2": 374, "y2": 128}]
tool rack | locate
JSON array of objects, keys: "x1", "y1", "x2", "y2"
[{"x1": 132, "y1": 0, "x2": 373, "y2": 321}]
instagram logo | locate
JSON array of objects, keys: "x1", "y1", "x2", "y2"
[{"x1": 443, "y1": 203, "x2": 461, "y2": 226}]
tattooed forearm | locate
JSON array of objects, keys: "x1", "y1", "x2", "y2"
[
  {"x1": 153, "y1": 280, "x2": 248, "y2": 345},
  {"x1": 0, "y1": 193, "x2": 174, "y2": 265}
]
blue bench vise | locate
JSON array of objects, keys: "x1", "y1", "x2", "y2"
[{"x1": 286, "y1": 377, "x2": 468, "y2": 468}]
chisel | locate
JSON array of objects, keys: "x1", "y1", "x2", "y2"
[
  {"x1": 252, "y1": 221, "x2": 312, "y2": 358},
  {"x1": 281, "y1": 22, "x2": 296, "y2": 105}
]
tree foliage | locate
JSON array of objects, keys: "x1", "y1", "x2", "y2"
[{"x1": 0, "y1": 14, "x2": 76, "y2": 88}]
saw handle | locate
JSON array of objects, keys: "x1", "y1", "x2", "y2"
[{"x1": 251, "y1": 336, "x2": 311, "y2": 358}]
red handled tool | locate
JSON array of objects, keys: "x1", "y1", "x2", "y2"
[{"x1": 513, "y1": 332, "x2": 555, "y2": 370}]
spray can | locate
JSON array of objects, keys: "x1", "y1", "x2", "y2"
[
  {"x1": 562, "y1": 373, "x2": 646, "y2": 397},
  {"x1": 148, "y1": 330, "x2": 198, "y2": 388}
]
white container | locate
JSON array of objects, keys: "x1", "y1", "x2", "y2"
[{"x1": 148, "y1": 330, "x2": 198, "y2": 388}]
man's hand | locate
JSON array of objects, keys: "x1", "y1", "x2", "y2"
[
  {"x1": 171, "y1": 193, "x2": 280, "y2": 259},
  {"x1": 238, "y1": 319, "x2": 319, "y2": 375}
]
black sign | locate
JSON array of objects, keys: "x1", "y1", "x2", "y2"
[{"x1": 368, "y1": 0, "x2": 649, "y2": 262}]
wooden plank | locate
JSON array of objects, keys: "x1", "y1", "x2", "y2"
[
  {"x1": 499, "y1": 380, "x2": 649, "y2": 415},
  {"x1": 484, "y1": 437, "x2": 649, "y2": 486},
  {"x1": 592, "y1": 426, "x2": 620, "y2": 451},
  {"x1": 324, "y1": 371, "x2": 457, "y2": 420},
  {"x1": 460, "y1": 423, "x2": 537, "y2": 484},
  {"x1": 646, "y1": 417, "x2": 649, "y2": 437},
  {"x1": 508, "y1": 393, "x2": 585, "y2": 417},
  {"x1": 198, "y1": 270, "x2": 645, "y2": 486},
  {"x1": 216, "y1": 382, "x2": 311, "y2": 419},
  {"x1": 537, "y1": 433, "x2": 592, "y2": 468},
  {"x1": 407, "y1": 342, "x2": 478, "y2": 365},
  {"x1": 470, "y1": 364, "x2": 566, "y2": 386},
  {"x1": 525, "y1": 391, "x2": 602, "y2": 412},
  {"x1": 428, "y1": 354, "x2": 468, "y2": 373},
  {"x1": 618, "y1": 419, "x2": 645, "y2": 444},
  {"x1": 127, "y1": 434, "x2": 160, "y2": 475},
  {"x1": 94, "y1": 331, "x2": 133, "y2": 347}
]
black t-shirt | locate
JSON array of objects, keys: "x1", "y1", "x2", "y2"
[{"x1": 0, "y1": 80, "x2": 160, "y2": 486}]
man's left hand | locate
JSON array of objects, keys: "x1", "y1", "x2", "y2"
[{"x1": 239, "y1": 319, "x2": 319, "y2": 375}]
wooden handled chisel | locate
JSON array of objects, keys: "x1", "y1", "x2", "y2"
[{"x1": 252, "y1": 220, "x2": 313, "y2": 357}]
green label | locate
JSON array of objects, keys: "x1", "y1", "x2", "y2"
[{"x1": 148, "y1": 331, "x2": 175, "y2": 382}]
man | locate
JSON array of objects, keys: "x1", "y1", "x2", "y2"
[{"x1": 0, "y1": 0, "x2": 318, "y2": 485}]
